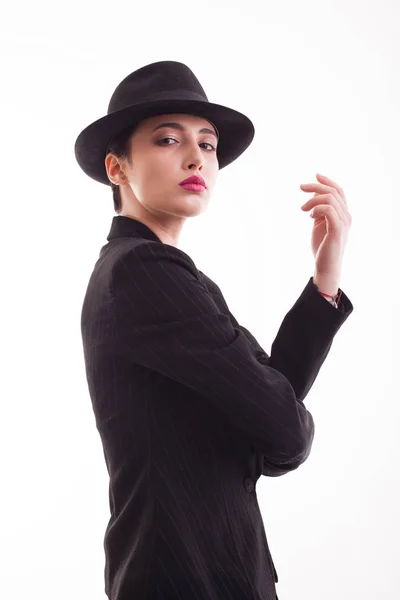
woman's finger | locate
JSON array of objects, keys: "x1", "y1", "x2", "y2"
[
  {"x1": 301, "y1": 183, "x2": 346, "y2": 217},
  {"x1": 316, "y1": 174, "x2": 347, "y2": 206},
  {"x1": 304, "y1": 193, "x2": 346, "y2": 222},
  {"x1": 310, "y1": 203, "x2": 342, "y2": 233}
]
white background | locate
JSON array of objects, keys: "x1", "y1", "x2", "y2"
[{"x1": 1, "y1": 1, "x2": 398, "y2": 598}]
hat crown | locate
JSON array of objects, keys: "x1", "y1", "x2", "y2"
[{"x1": 108, "y1": 61, "x2": 208, "y2": 115}]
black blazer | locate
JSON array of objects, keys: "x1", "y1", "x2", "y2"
[{"x1": 80, "y1": 215, "x2": 353, "y2": 600}]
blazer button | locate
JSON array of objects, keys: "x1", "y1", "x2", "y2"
[{"x1": 243, "y1": 477, "x2": 254, "y2": 492}]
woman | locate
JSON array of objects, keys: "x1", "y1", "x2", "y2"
[{"x1": 75, "y1": 60, "x2": 353, "y2": 600}]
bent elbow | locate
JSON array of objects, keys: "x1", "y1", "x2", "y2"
[{"x1": 262, "y1": 423, "x2": 315, "y2": 477}]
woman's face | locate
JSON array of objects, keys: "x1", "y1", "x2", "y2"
[{"x1": 105, "y1": 113, "x2": 219, "y2": 246}]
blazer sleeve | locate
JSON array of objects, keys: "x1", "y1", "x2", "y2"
[
  {"x1": 198, "y1": 271, "x2": 271, "y2": 363},
  {"x1": 197, "y1": 271, "x2": 354, "y2": 476},
  {"x1": 199, "y1": 271, "x2": 354, "y2": 402},
  {"x1": 112, "y1": 242, "x2": 315, "y2": 466}
]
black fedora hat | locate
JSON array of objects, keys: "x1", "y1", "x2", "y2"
[{"x1": 74, "y1": 60, "x2": 255, "y2": 186}]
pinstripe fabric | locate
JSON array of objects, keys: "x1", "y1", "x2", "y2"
[{"x1": 80, "y1": 216, "x2": 353, "y2": 600}]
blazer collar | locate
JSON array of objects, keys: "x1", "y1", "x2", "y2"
[{"x1": 106, "y1": 216, "x2": 163, "y2": 244}]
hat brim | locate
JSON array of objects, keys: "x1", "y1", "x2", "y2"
[{"x1": 74, "y1": 98, "x2": 254, "y2": 186}]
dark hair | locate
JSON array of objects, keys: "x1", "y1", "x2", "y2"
[{"x1": 105, "y1": 124, "x2": 137, "y2": 213}]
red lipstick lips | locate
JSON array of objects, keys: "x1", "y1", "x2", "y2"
[{"x1": 179, "y1": 175, "x2": 207, "y2": 188}]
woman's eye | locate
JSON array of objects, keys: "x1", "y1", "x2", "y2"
[
  {"x1": 202, "y1": 142, "x2": 217, "y2": 151},
  {"x1": 158, "y1": 137, "x2": 176, "y2": 145},
  {"x1": 157, "y1": 137, "x2": 216, "y2": 151}
]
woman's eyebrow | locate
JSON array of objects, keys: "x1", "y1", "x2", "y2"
[{"x1": 152, "y1": 122, "x2": 218, "y2": 139}]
